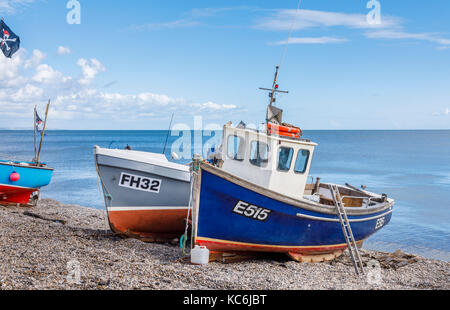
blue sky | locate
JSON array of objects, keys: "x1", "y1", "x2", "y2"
[{"x1": 0, "y1": 0, "x2": 449, "y2": 130}]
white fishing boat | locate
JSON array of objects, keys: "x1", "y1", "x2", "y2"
[{"x1": 94, "y1": 146, "x2": 191, "y2": 242}]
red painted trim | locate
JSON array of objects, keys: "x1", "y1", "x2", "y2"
[{"x1": 0, "y1": 185, "x2": 36, "y2": 204}]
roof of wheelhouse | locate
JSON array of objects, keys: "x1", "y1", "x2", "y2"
[{"x1": 223, "y1": 123, "x2": 318, "y2": 148}]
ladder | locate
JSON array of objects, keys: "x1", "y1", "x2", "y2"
[{"x1": 329, "y1": 184, "x2": 365, "y2": 275}]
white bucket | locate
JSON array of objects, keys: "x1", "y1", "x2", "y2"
[{"x1": 191, "y1": 245, "x2": 210, "y2": 265}]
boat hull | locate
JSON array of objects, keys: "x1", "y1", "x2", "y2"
[
  {"x1": 0, "y1": 161, "x2": 53, "y2": 189},
  {"x1": 194, "y1": 165, "x2": 393, "y2": 256},
  {"x1": 95, "y1": 147, "x2": 191, "y2": 241},
  {"x1": 0, "y1": 161, "x2": 53, "y2": 205},
  {"x1": 0, "y1": 184, "x2": 37, "y2": 204}
]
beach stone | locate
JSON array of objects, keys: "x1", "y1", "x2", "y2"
[{"x1": 0, "y1": 198, "x2": 448, "y2": 290}]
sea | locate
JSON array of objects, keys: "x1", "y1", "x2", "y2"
[{"x1": 1, "y1": 130, "x2": 449, "y2": 261}]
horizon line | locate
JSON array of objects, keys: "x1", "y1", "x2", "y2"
[{"x1": 1, "y1": 129, "x2": 449, "y2": 131}]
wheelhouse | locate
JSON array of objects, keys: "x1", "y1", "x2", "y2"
[{"x1": 219, "y1": 123, "x2": 317, "y2": 200}]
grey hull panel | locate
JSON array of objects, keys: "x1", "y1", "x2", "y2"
[
  {"x1": 97, "y1": 154, "x2": 190, "y2": 182},
  {"x1": 96, "y1": 154, "x2": 191, "y2": 208}
]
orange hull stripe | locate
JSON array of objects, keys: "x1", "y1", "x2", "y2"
[{"x1": 108, "y1": 209, "x2": 189, "y2": 237}]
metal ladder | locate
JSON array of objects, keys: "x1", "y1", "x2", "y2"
[{"x1": 329, "y1": 184, "x2": 365, "y2": 275}]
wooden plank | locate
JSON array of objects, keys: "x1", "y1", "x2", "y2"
[
  {"x1": 305, "y1": 184, "x2": 315, "y2": 191},
  {"x1": 288, "y1": 250, "x2": 343, "y2": 263},
  {"x1": 342, "y1": 197, "x2": 364, "y2": 208}
]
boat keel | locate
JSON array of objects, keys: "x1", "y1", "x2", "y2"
[{"x1": 288, "y1": 250, "x2": 344, "y2": 263}]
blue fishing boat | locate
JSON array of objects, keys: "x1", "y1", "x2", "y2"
[
  {"x1": 191, "y1": 67, "x2": 394, "y2": 266},
  {"x1": 0, "y1": 103, "x2": 53, "y2": 206},
  {"x1": 0, "y1": 161, "x2": 53, "y2": 205}
]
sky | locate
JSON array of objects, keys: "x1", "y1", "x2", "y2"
[{"x1": 0, "y1": 0, "x2": 449, "y2": 130}]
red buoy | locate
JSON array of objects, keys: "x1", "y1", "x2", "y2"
[{"x1": 10, "y1": 172, "x2": 20, "y2": 182}]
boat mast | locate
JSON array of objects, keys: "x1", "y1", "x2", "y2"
[
  {"x1": 259, "y1": 67, "x2": 289, "y2": 124},
  {"x1": 33, "y1": 106, "x2": 37, "y2": 162},
  {"x1": 259, "y1": 66, "x2": 289, "y2": 107},
  {"x1": 36, "y1": 100, "x2": 50, "y2": 164}
]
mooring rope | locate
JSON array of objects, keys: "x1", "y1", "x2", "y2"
[
  {"x1": 94, "y1": 160, "x2": 112, "y2": 229},
  {"x1": 181, "y1": 169, "x2": 195, "y2": 258}
]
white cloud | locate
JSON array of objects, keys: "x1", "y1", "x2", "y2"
[
  {"x1": 32, "y1": 64, "x2": 65, "y2": 84},
  {"x1": 131, "y1": 19, "x2": 200, "y2": 31},
  {"x1": 271, "y1": 36, "x2": 349, "y2": 45},
  {"x1": 432, "y1": 108, "x2": 450, "y2": 116},
  {"x1": 57, "y1": 46, "x2": 72, "y2": 55},
  {"x1": 13, "y1": 84, "x2": 43, "y2": 102},
  {"x1": 191, "y1": 101, "x2": 237, "y2": 111},
  {"x1": 365, "y1": 30, "x2": 450, "y2": 48},
  {"x1": 49, "y1": 89, "x2": 186, "y2": 120},
  {"x1": 257, "y1": 8, "x2": 449, "y2": 49},
  {"x1": 0, "y1": 48, "x2": 239, "y2": 127},
  {"x1": 0, "y1": 0, "x2": 34, "y2": 13},
  {"x1": 137, "y1": 93, "x2": 173, "y2": 106},
  {"x1": 189, "y1": 7, "x2": 251, "y2": 18},
  {"x1": 0, "y1": 48, "x2": 27, "y2": 87},
  {"x1": 130, "y1": 6, "x2": 251, "y2": 31},
  {"x1": 24, "y1": 49, "x2": 46, "y2": 69},
  {"x1": 255, "y1": 9, "x2": 401, "y2": 31},
  {"x1": 77, "y1": 58, "x2": 106, "y2": 85}
]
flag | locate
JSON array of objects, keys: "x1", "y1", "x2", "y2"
[
  {"x1": 0, "y1": 20, "x2": 20, "y2": 58},
  {"x1": 35, "y1": 109, "x2": 43, "y2": 132}
]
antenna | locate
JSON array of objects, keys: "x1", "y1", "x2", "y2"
[
  {"x1": 259, "y1": 0, "x2": 302, "y2": 124},
  {"x1": 162, "y1": 112, "x2": 175, "y2": 155},
  {"x1": 259, "y1": 66, "x2": 289, "y2": 107}
]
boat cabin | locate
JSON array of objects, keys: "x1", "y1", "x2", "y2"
[{"x1": 216, "y1": 123, "x2": 317, "y2": 200}]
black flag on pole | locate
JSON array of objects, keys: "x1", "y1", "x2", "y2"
[
  {"x1": 35, "y1": 108, "x2": 43, "y2": 133},
  {"x1": 0, "y1": 20, "x2": 20, "y2": 58}
]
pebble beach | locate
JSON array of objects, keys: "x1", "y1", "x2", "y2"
[{"x1": 0, "y1": 199, "x2": 448, "y2": 290}]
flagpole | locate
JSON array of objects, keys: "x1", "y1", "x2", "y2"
[
  {"x1": 33, "y1": 106, "x2": 37, "y2": 162},
  {"x1": 36, "y1": 100, "x2": 50, "y2": 164}
]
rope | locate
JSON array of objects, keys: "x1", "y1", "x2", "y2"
[
  {"x1": 163, "y1": 113, "x2": 175, "y2": 155},
  {"x1": 278, "y1": 0, "x2": 303, "y2": 71},
  {"x1": 94, "y1": 160, "x2": 112, "y2": 230},
  {"x1": 181, "y1": 169, "x2": 195, "y2": 258}
]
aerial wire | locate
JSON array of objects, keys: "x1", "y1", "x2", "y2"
[{"x1": 278, "y1": 0, "x2": 303, "y2": 72}]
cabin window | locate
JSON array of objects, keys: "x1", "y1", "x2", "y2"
[
  {"x1": 277, "y1": 147, "x2": 294, "y2": 171},
  {"x1": 294, "y1": 149, "x2": 310, "y2": 174},
  {"x1": 249, "y1": 141, "x2": 269, "y2": 167},
  {"x1": 227, "y1": 135, "x2": 245, "y2": 161}
]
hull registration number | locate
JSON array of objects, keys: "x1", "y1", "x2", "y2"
[
  {"x1": 119, "y1": 172, "x2": 162, "y2": 193},
  {"x1": 375, "y1": 216, "x2": 386, "y2": 230},
  {"x1": 233, "y1": 201, "x2": 272, "y2": 222}
]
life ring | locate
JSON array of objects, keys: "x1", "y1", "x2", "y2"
[{"x1": 268, "y1": 122, "x2": 303, "y2": 138}]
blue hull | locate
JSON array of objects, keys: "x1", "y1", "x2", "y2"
[
  {"x1": 195, "y1": 166, "x2": 393, "y2": 255},
  {"x1": 0, "y1": 161, "x2": 53, "y2": 189}
]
